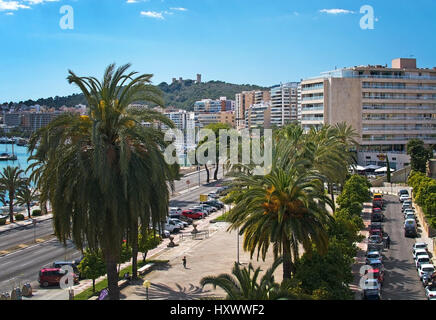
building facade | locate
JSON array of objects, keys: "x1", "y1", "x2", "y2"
[{"x1": 301, "y1": 58, "x2": 436, "y2": 170}]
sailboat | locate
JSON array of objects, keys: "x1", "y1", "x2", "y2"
[{"x1": 0, "y1": 139, "x2": 18, "y2": 161}]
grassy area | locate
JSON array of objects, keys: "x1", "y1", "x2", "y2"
[
  {"x1": 74, "y1": 259, "x2": 169, "y2": 300},
  {"x1": 213, "y1": 211, "x2": 230, "y2": 222}
]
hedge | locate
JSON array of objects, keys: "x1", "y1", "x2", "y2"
[
  {"x1": 0, "y1": 218, "x2": 6, "y2": 226},
  {"x1": 15, "y1": 214, "x2": 25, "y2": 221},
  {"x1": 408, "y1": 171, "x2": 436, "y2": 229},
  {"x1": 32, "y1": 210, "x2": 42, "y2": 217}
]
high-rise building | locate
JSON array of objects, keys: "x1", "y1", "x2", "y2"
[
  {"x1": 301, "y1": 58, "x2": 436, "y2": 170},
  {"x1": 235, "y1": 91, "x2": 256, "y2": 129},
  {"x1": 269, "y1": 83, "x2": 300, "y2": 127},
  {"x1": 194, "y1": 99, "x2": 222, "y2": 113},
  {"x1": 245, "y1": 102, "x2": 271, "y2": 129}
]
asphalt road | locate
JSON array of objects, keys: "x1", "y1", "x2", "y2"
[
  {"x1": 0, "y1": 219, "x2": 54, "y2": 251},
  {"x1": 0, "y1": 175, "x2": 225, "y2": 294},
  {"x1": 381, "y1": 195, "x2": 427, "y2": 300}
]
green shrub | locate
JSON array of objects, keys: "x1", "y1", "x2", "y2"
[
  {"x1": 32, "y1": 210, "x2": 42, "y2": 217},
  {"x1": 0, "y1": 218, "x2": 6, "y2": 225},
  {"x1": 15, "y1": 214, "x2": 25, "y2": 221}
]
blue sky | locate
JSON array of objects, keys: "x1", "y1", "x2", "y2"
[{"x1": 0, "y1": 0, "x2": 435, "y2": 102}]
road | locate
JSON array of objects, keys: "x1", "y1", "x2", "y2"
[
  {"x1": 0, "y1": 219, "x2": 54, "y2": 251},
  {"x1": 0, "y1": 172, "x2": 225, "y2": 295},
  {"x1": 381, "y1": 195, "x2": 427, "y2": 300}
]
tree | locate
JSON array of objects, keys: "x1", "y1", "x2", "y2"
[
  {"x1": 336, "y1": 175, "x2": 371, "y2": 209},
  {"x1": 16, "y1": 179, "x2": 37, "y2": 219},
  {"x1": 138, "y1": 230, "x2": 161, "y2": 263},
  {"x1": 28, "y1": 64, "x2": 178, "y2": 300},
  {"x1": 407, "y1": 139, "x2": 432, "y2": 173},
  {"x1": 0, "y1": 166, "x2": 24, "y2": 223},
  {"x1": 201, "y1": 258, "x2": 307, "y2": 300},
  {"x1": 78, "y1": 249, "x2": 106, "y2": 293},
  {"x1": 225, "y1": 142, "x2": 333, "y2": 280}
]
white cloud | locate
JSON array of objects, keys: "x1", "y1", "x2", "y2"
[
  {"x1": 140, "y1": 10, "x2": 164, "y2": 19},
  {"x1": 170, "y1": 7, "x2": 187, "y2": 11},
  {"x1": 0, "y1": 1, "x2": 30, "y2": 11},
  {"x1": 319, "y1": 8, "x2": 355, "y2": 15}
]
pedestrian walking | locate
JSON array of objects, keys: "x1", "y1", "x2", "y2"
[
  {"x1": 182, "y1": 256, "x2": 187, "y2": 269},
  {"x1": 386, "y1": 235, "x2": 391, "y2": 249}
]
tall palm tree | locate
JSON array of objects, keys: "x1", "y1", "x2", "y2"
[
  {"x1": 16, "y1": 179, "x2": 37, "y2": 219},
  {"x1": 226, "y1": 141, "x2": 333, "y2": 280},
  {"x1": 0, "y1": 166, "x2": 24, "y2": 223},
  {"x1": 201, "y1": 258, "x2": 302, "y2": 300},
  {"x1": 28, "y1": 64, "x2": 178, "y2": 300}
]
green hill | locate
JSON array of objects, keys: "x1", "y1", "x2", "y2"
[{"x1": 10, "y1": 80, "x2": 268, "y2": 110}]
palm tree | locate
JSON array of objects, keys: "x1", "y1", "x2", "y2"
[
  {"x1": 0, "y1": 166, "x2": 24, "y2": 223},
  {"x1": 226, "y1": 140, "x2": 333, "y2": 280},
  {"x1": 28, "y1": 64, "x2": 178, "y2": 300},
  {"x1": 201, "y1": 258, "x2": 301, "y2": 300},
  {"x1": 16, "y1": 179, "x2": 37, "y2": 219}
]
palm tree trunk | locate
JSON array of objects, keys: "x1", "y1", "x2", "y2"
[
  {"x1": 27, "y1": 203, "x2": 31, "y2": 219},
  {"x1": 329, "y1": 183, "x2": 335, "y2": 213},
  {"x1": 205, "y1": 164, "x2": 210, "y2": 184},
  {"x1": 103, "y1": 248, "x2": 120, "y2": 300},
  {"x1": 282, "y1": 238, "x2": 293, "y2": 280},
  {"x1": 214, "y1": 161, "x2": 219, "y2": 181},
  {"x1": 9, "y1": 193, "x2": 14, "y2": 223},
  {"x1": 131, "y1": 220, "x2": 139, "y2": 280}
]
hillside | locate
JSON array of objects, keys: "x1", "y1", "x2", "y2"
[{"x1": 9, "y1": 80, "x2": 268, "y2": 110}]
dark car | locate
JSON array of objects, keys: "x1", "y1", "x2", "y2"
[
  {"x1": 371, "y1": 212, "x2": 384, "y2": 223},
  {"x1": 172, "y1": 214, "x2": 193, "y2": 225},
  {"x1": 38, "y1": 268, "x2": 79, "y2": 288},
  {"x1": 370, "y1": 222, "x2": 384, "y2": 233},
  {"x1": 52, "y1": 261, "x2": 81, "y2": 279},
  {"x1": 201, "y1": 200, "x2": 224, "y2": 209},
  {"x1": 367, "y1": 268, "x2": 384, "y2": 285}
]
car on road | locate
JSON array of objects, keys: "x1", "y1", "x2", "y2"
[
  {"x1": 191, "y1": 205, "x2": 213, "y2": 215},
  {"x1": 403, "y1": 209, "x2": 415, "y2": 217},
  {"x1": 418, "y1": 264, "x2": 435, "y2": 280},
  {"x1": 398, "y1": 189, "x2": 409, "y2": 197},
  {"x1": 402, "y1": 201, "x2": 413, "y2": 210},
  {"x1": 189, "y1": 207, "x2": 209, "y2": 217},
  {"x1": 370, "y1": 222, "x2": 384, "y2": 233},
  {"x1": 371, "y1": 212, "x2": 384, "y2": 223},
  {"x1": 404, "y1": 219, "x2": 417, "y2": 237},
  {"x1": 182, "y1": 210, "x2": 204, "y2": 220},
  {"x1": 362, "y1": 279, "x2": 381, "y2": 300},
  {"x1": 413, "y1": 242, "x2": 428, "y2": 254},
  {"x1": 199, "y1": 204, "x2": 217, "y2": 213},
  {"x1": 38, "y1": 268, "x2": 79, "y2": 288},
  {"x1": 52, "y1": 261, "x2": 81, "y2": 278},
  {"x1": 169, "y1": 218, "x2": 188, "y2": 229},
  {"x1": 366, "y1": 251, "x2": 383, "y2": 264},
  {"x1": 208, "y1": 192, "x2": 219, "y2": 199},
  {"x1": 425, "y1": 284, "x2": 436, "y2": 300},
  {"x1": 368, "y1": 236, "x2": 384, "y2": 251},
  {"x1": 173, "y1": 215, "x2": 193, "y2": 225},
  {"x1": 369, "y1": 229, "x2": 383, "y2": 238},
  {"x1": 400, "y1": 194, "x2": 411, "y2": 203},
  {"x1": 416, "y1": 255, "x2": 431, "y2": 270}
]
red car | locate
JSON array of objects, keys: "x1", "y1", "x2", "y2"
[
  {"x1": 366, "y1": 268, "x2": 384, "y2": 284},
  {"x1": 38, "y1": 268, "x2": 79, "y2": 288},
  {"x1": 370, "y1": 229, "x2": 383, "y2": 238},
  {"x1": 182, "y1": 210, "x2": 204, "y2": 220}
]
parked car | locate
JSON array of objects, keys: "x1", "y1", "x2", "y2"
[
  {"x1": 164, "y1": 220, "x2": 181, "y2": 233},
  {"x1": 169, "y1": 218, "x2": 187, "y2": 229},
  {"x1": 182, "y1": 210, "x2": 204, "y2": 220},
  {"x1": 425, "y1": 284, "x2": 436, "y2": 299},
  {"x1": 368, "y1": 236, "x2": 383, "y2": 251},
  {"x1": 369, "y1": 229, "x2": 383, "y2": 238},
  {"x1": 367, "y1": 268, "x2": 384, "y2": 285},
  {"x1": 368, "y1": 260, "x2": 385, "y2": 274},
  {"x1": 190, "y1": 207, "x2": 209, "y2": 217},
  {"x1": 398, "y1": 189, "x2": 409, "y2": 197},
  {"x1": 403, "y1": 209, "x2": 415, "y2": 216},
  {"x1": 404, "y1": 213, "x2": 416, "y2": 221},
  {"x1": 38, "y1": 268, "x2": 79, "y2": 288},
  {"x1": 404, "y1": 219, "x2": 417, "y2": 237},
  {"x1": 414, "y1": 249, "x2": 429, "y2": 260},
  {"x1": 371, "y1": 212, "x2": 384, "y2": 223},
  {"x1": 174, "y1": 215, "x2": 193, "y2": 225},
  {"x1": 52, "y1": 261, "x2": 80, "y2": 278},
  {"x1": 416, "y1": 255, "x2": 432, "y2": 270},
  {"x1": 162, "y1": 230, "x2": 171, "y2": 238},
  {"x1": 169, "y1": 207, "x2": 182, "y2": 217},
  {"x1": 418, "y1": 264, "x2": 435, "y2": 280},
  {"x1": 400, "y1": 194, "x2": 411, "y2": 203},
  {"x1": 208, "y1": 192, "x2": 219, "y2": 199},
  {"x1": 370, "y1": 222, "x2": 384, "y2": 233},
  {"x1": 366, "y1": 251, "x2": 383, "y2": 264},
  {"x1": 413, "y1": 242, "x2": 428, "y2": 254},
  {"x1": 362, "y1": 279, "x2": 381, "y2": 300},
  {"x1": 201, "y1": 200, "x2": 224, "y2": 209}
]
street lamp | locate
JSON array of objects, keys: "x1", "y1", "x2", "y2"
[{"x1": 143, "y1": 280, "x2": 151, "y2": 300}]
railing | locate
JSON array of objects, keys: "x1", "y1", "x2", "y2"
[
  {"x1": 362, "y1": 136, "x2": 436, "y2": 141},
  {"x1": 363, "y1": 85, "x2": 436, "y2": 91},
  {"x1": 363, "y1": 117, "x2": 436, "y2": 121},
  {"x1": 301, "y1": 96, "x2": 324, "y2": 101},
  {"x1": 363, "y1": 105, "x2": 436, "y2": 111},
  {"x1": 301, "y1": 117, "x2": 324, "y2": 121},
  {"x1": 363, "y1": 126, "x2": 436, "y2": 131},
  {"x1": 363, "y1": 96, "x2": 436, "y2": 100}
]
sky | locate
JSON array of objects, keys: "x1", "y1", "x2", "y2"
[{"x1": 0, "y1": 0, "x2": 436, "y2": 102}]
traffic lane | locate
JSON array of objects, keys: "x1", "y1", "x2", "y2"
[
  {"x1": 0, "y1": 183, "x2": 223, "y2": 294},
  {"x1": 0, "y1": 219, "x2": 54, "y2": 251},
  {"x1": 0, "y1": 239, "x2": 81, "y2": 293},
  {"x1": 173, "y1": 168, "x2": 224, "y2": 193},
  {"x1": 381, "y1": 195, "x2": 426, "y2": 300}
]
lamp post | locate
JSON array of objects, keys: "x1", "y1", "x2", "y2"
[
  {"x1": 237, "y1": 224, "x2": 240, "y2": 265},
  {"x1": 143, "y1": 280, "x2": 151, "y2": 300},
  {"x1": 197, "y1": 165, "x2": 201, "y2": 187}
]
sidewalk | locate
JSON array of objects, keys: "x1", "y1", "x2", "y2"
[{"x1": 0, "y1": 211, "x2": 52, "y2": 234}]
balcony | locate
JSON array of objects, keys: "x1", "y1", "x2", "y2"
[{"x1": 362, "y1": 105, "x2": 436, "y2": 111}]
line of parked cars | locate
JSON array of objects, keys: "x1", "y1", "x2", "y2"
[
  {"x1": 398, "y1": 189, "x2": 436, "y2": 300},
  {"x1": 38, "y1": 259, "x2": 82, "y2": 288},
  {"x1": 362, "y1": 193, "x2": 389, "y2": 300}
]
